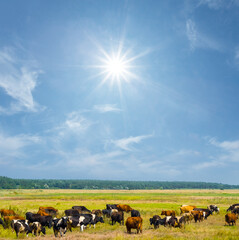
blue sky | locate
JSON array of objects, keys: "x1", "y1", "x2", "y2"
[{"x1": 0, "y1": 0, "x2": 239, "y2": 184}]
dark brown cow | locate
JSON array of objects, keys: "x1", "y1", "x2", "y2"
[
  {"x1": 126, "y1": 217, "x2": 143, "y2": 234},
  {"x1": 225, "y1": 213, "x2": 238, "y2": 226},
  {"x1": 0, "y1": 209, "x2": 17, "y2": 217},
  {"x1": 161, "y1": 210, "x2": 176, "y2": 217},
  {"x1": 117, "y1": 204, "x2": 133, "y2": 213},
  {"x1": 191, "y1": 210, "x2": 203, "y2": 223}
]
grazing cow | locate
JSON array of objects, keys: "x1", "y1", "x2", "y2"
[
  {"x1": 110, "y1": 209, "x2": 118, "y2": 215},
  {"x1": 126, "y1": 217, "x2": 143, "y2": 234},
  {"x1": 225, "y1": 213, "x2": 238, "y2": 226},
  {"x1": 0, "y1": 209, "x2": 16, "y2": 217},
  {"x1": 161, "y1": 210, "x2": 176, "y2": 217},
  {"x1": 0, "y1": 218, "x2": 6, "y2": 229},
  {"x1": 193, "y1": 208, "x2": 213, "y2": 219},
  {"x1": 149, "y1": 215, "x2": 161, "y2": 229},
  {"x1": 191, "y1": 210, "x2": 204, "y2": 223},
  {"x1": 227, "y1": 204, "x2": 239, "y2": 212},
  {"x1": 92, "y1": 209, "x2": 102, "y2": 217},
  {"x1": 111, "y1": 211, "x2": 124, "y2": 225},
  {"x1": 52, "y1": 217, "x2": 68, "y2": 237},
  {"x1": 208, "y1": 205, "x2": 220, "y2": 213},
  {"x1": 117, "y1": 204, "x2": 133, "y2": 213},
  {"x1": 30, "y1": 222, "x2": 46, "y2": 236},
  {"x1": 67, "y1": 214, "x2": 104, "y2": 232},
  {"x1": 4, "y1": 216, "x2": 25, "y2": 227},
  {"x1": 39, "y1": 207, "x2": 58, "y2": 216},
  {"x1": 65, "y1": 209, "x2": 80, "y2": 217},
  {"x1": 180, "y1": 205, "x2": 197, "y2": 214},
  {"x1": 26, "y1": 212, "x2": 52, "y2": 228},
  {"x1": 72, "y1": 206, "x2": 91, "y2": 214},
  {"x1": 102, "y1": 209, "x2": 111, "y2": 218},
  {"x1": 159, "y1": 216, "x2": 173, "y2": 227},
  {"x1": 182, "y1": 213, "x2": 194, "y2": 223},
  {"x1": 11, "y1": 220, "x2": 31, "y2": 237},
  {"x1": 106, "y1": 204, "x2": 118, "y2": 210},
  {"x1": 131, "y1": 210, "x2": 140, "y2": 217}
]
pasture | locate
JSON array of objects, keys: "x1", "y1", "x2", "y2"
[{"x1": 0, "y1": 189, "x2": 239, "y2": 239}]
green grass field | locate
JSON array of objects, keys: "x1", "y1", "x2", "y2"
[{"x1": 0, "y1": 189, "x2": 238, "y2": 239}]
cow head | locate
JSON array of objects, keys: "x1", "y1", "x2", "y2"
[{"x1": 96, "y1": 216, "x2": 104, "y2": 223}]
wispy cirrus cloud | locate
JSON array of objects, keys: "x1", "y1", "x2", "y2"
[
  {"x1": 186, "y1": 19, "x2": 222, "y2": 51},
  {"x1": 93, "y1": 104, "x2": 122, "y2": 113},
  {"x1": 111, "y1": 134, "x2": 153, "y2": 151},
  {"x1": 0, "y1": 47, "x2": 43, "y2": 114}
]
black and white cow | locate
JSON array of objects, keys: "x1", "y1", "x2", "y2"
[
  {"x1": 30, "y1": 222, "x2": 46, "y2": 236},
  {"x1": 11, "y1": 220, "x2": 32, "y2": 237},
  {"x1": 208, "y1": 205, "x2": 220, "y2": 213},
  {"x1": 67, "y1": 214, "x2": 104, "y2": 232},
  {"x1": 106, "y1": 204, "x2": 118, "y2": 210},
  {"x1": 227, "y1": 204, "x2": 239, "y2": 212},
  {"x1": 26, "y1": 212, "x2": 52, "y2": 228},
  {"x1": 52, "y1": 217, "x2": 68, "y2": 237},
  {"x1": 102, "y1": 209, "x2": 111, "y2": 218}
]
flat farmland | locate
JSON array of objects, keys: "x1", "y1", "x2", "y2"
[{"x1": 0, "y1": 189, "x2": 239, "y2": 239}]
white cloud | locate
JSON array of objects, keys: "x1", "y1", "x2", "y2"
[
  {"x1": 186, "y1": 19, "x2": 222, "y2": 51},
  {"x1": 93, "y1": 104, "x2": 122, "y2": 113},
  {"x1": 65, "y1": 112, "x2": 92, "y2": 131},
  {"x1": 111, "y1": 134, "x2": 153, "y2": 151},
  {"x1": 0, "y1": 132, "x2": 41, "y2": 160},
  {"x1": 0, "y1": 47, "x2": 42, "y2": 114}
]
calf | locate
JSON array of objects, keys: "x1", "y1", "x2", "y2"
[
  {"x1": 11, "y1": 220, "x2": 31, "y2": 237},
  {"x1": 30, "y1": 222, "x2": 46, "y2": 236},
  {"x1": 111, "y1": 211, "x2": 124, "y2": 225},
  {"x1": 131, "y1": 210, "x2": 140, "y2": 217},
  {"x1": 53, "y1": 217, "x2": 68, "y2": 237},
  {"x1": 126, "y1": 217, "x2": 143, "y2": 234},
  {"x1": 149, "y1": 215, "x2": 161, "y2": 229},
  {"x1": 225, "y1": 213, "x2": 238, "y2": 226}
]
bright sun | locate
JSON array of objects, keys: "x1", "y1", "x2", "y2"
[{"x1": 96, "y1": 47, "x2": 137, "y2": 86}]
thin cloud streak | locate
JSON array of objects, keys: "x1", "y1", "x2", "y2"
[{"x1": 93, "y1": 104, "x2": 122, "y2": 113}]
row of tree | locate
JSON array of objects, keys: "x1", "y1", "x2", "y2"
[{"x1": 0, "y1": 176, "x2": 237, "y2": 189}]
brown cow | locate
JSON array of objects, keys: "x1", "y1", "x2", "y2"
[
  {"x1": 39, "y1": 207, "x2": 58, "y2": 216},
  {"x1": 126, "y1": 217, "x2": 143, "y2": 234},
  {"x1": 180, "y1": 205, "x2": 197, "y2": 214},
  {"x1": 0, "y1": 209, "x2": 16, "y2": 217},
  {"x1": 191, "y1": 210, "x2": 203, "y2": 223},
  {"x1": 161, "y1": 210, "x2": 176, "y2": 217},
  {"x1": 37, "y1": 210, "x2": 51, "y2": 216},
  {"x1": 225, "y1": 213, "x2": 238, "y2": 226},
  {"x1": 117, "y1": 204, "x2": 133, "y2": 213}
]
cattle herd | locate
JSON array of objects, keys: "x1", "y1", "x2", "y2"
[{"x1": 0, "y1": 203, "x2": 238, "y2": 237}]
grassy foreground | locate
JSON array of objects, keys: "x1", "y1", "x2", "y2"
[{"x1": 0, "y1": 189, "x2": 239, "y2": 239}]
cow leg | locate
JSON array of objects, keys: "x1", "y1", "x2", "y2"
[
  {"x1": 80, "y1": 225, "x2": 84, "y2": 232},
  {"x1": 93, "y1": 224, "x2": 95, "y2": 228}
]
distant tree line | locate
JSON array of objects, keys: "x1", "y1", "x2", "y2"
[{"x1": 0, "y1": 176, "x2": 238, "y2": 190}]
